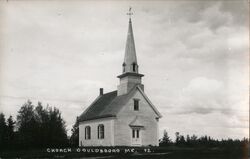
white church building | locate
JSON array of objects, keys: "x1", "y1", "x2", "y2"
[{"x1": 78, "y1": 13, "x2": 162, "y2": 147}]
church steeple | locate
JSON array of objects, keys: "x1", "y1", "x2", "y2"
[
  {"x1": 117, "y1": 8, "x2": 144, "y2": 96},
  {"x1": 123, "y1": 18, "x2": 138, "y2": 73}
]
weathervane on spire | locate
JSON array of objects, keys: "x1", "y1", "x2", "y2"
[{"x1": 127, "y1": 7, "x2": 133, "y2": 19}]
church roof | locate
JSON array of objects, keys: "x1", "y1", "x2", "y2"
[
  {"x1": 78, "y1": 88, "x2": 132, "y2": 122},
  {"x1": 78, "y1": 91, "x2": 117, "y2": 122},
  {"x1": 78, "y1": 85, "x2": 162, "y2": 122}
]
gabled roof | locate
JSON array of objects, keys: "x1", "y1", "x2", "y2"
[
  {"x1": 78, "y1": 85, "x2": 162, "y2": 122},
  {"x1": 78, "y1": 89, "x2": 133, "y2": 122},
  {"x1": 78, "y1": 91, "x2": 117, "y2": 122},
  {"x1": 136, "y1": 86, "x2": 162, "y2": 118}
]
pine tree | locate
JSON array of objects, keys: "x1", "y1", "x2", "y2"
[
  {"x1": 186, "y1": 134, "x2": 191, "y2": 145},
  {"x1": 70, "y1": 117, "x2": 79, "y2": 147},
  {"x1": 34, "y1": 102, "x2": 49, "y2": 147},
  {"x1": 159, "y1": 130, "x2": 172, "y2": 146},
  {"x1": 16, "y1": 100, "x2": 39, "y2": 148},
  {"x1": 175, "y1": 132, "x2": 180, "y2": 145},
  {"x1": 16, "y1": 100, "x2": 69, "y2": 148},
  {"x1": 179, "y1": 135, "x2": 186, "y2": 146},
  {"x1": 0, "y1": 113, "x2": 7, "y2": 149},
  {"x1": 6, "y1": 115, "x2": 15, "y2": 149},
  {"x1": 47, "y1": 107, "x2": 68, "y2": 147}
]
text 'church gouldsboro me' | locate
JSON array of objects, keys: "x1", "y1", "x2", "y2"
[{"x1": 77, "y1": 10, "x2": 162, "y2": 147}]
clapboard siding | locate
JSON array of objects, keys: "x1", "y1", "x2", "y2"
[
  {"x1": 79, "y1": 118, "x2": 114, "y2": 146},
  {"x1": 114, "y1": 90, "x2": 159, "y2": 146}
]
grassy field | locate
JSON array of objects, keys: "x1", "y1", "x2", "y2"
[{"x1": 0, "y1": 146, "x2": 248, "y2": 159}]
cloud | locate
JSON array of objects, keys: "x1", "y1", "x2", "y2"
[
  {"x1": 185, "y1": 77, "x2": 223, "y2": 94},
  {"x1": 172, "y1": 77, "x2": 226, "y2": 114},
  {"x1": 0, "y1": 0, "x2": 248, "y2": 139},
  {"x1": 159, "y1": 111, "x2": 248, "y2": 140}
]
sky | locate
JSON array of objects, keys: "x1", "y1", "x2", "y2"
[{"x1": 0, "y1": 0, "x2": 249, "y2": 140}]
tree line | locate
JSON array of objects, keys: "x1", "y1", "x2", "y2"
[
  {"x1": 0, "y1": 100, "x2": 248, "y2": 150},
  {"x1": 159, "y1": 130, "x2": 249, "y2": 149},
  {"x1": 0, "y1": 100, "x2": 78, "y2": 150}
]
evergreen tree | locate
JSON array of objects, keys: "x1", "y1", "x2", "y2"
[
  {"x1": 179, "y1": 135, "x2": 186, "y2": 146},
  {"x1": 174, "y1": 132, "x2": 186, "y2": 146},
  {"x1": 47, "y1": 107, "x2": 68, "y2": 147},
  {"x1": 70, "y1": 117, "x2": 79, "y2": 147},
  {"x1": 16, "y1": 100, "x2": 39, "y2": 148},
  {"x1": 159, "y1": 130, "x2": 172, "y2": 146},
  {"x1": 0, "y1": 113, "x2": 7, "y2": 149},
  {"x1": 34, "y1": 102, "x2": 49, "y2": 147},
  {"x1": 6, "y1": 115, "x2": 15, "y2": 149},
  {"x1": 16, "y1": 100, "x2": 69, "y2": 148},
  {"x1": 175, "y1": 132, "x2": 180, "y2": 145},
  {"x1": 190, "y1": 134, "x2": 198, "y2": 146},
  {"x1": 186, "y1": 135, "x2": 191, "y2": 146}
]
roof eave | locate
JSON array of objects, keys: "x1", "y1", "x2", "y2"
[
  {"x1": 136, "y1": 86, "x2": 163, "y2": 118},
  {"x1": 78, "y1": 115, "x2": 116, "y2": 123},
  {"x1": 117, "y1": 72, "x2": 144, "y2": 78}
]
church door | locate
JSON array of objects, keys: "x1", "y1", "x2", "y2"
[{"x1": 131, "y1": 128, "x2": 141, "y2": 146}]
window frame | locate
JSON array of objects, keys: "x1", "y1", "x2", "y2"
[
  {"x1": 132, "y1": 129, "x2": 135, "y2": 138},
  {"x1": 132, "y1": 63, "x2": 136, "y2": 72},
  {"x1": 85, "y1": 126, "x2": 91, "y2": 140},
  {"x1": 97, "y1": 124, "x2": 105, "y2": 139},
  {"x1": 123, "y1": 63, "x2": 126, "y2": 73},
  {"x1": 133, "y1": 99, "x2": 139, "y2": 111},
  {"x1": 132, "y1": 128, "x2": 140, "y2": 139},
  {"x1": 136, "y1": 129, "x2": 139, "y2": 138}
]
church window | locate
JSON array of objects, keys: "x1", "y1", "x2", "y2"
[
  {"x1": 132, "y1": 129, "x2": 135, "y2": 138},
  {"x1": 98, "y1": 124, "x2": 104, "y2": 139},
  {"x1": 132, "y1": 63, "x2": 136, "y2": 72},
  {"x1": 132, "y1": 129, "x2": 140, "y2": 138},
  {"x1": 123, "y1": 63, "x2": 126, "y2": 73},
  {"x1": 85, "y1": 126, "x2": 91, "y2": 140},
  {"x1": 134, "y1": 99, "x2": 139, "y2": 111}
]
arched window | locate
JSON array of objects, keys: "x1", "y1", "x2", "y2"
[
  {"x1": 132, "y1": 63, "x2": 136, "y2": 72},
  {"x1": 98, "y1": 124, "x2": 104, "y2": 139},
  {"x1": 123, "y1": 63, "x2": 126, "y2": 73},
  {"x1": 85, "y1": 126, "x2": 91, "y2": 140}
]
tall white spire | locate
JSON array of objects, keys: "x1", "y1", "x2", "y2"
[
  {"x1": 123, "y1": 17, "x2": 138, "y2": 73},
  {"x1": 117, "y1": 8, "x2": 144, "y2": 96}
]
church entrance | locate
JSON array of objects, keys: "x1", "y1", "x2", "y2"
[{"x1": 131, "y1": 128, "x2": 141, "y2": 146}]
